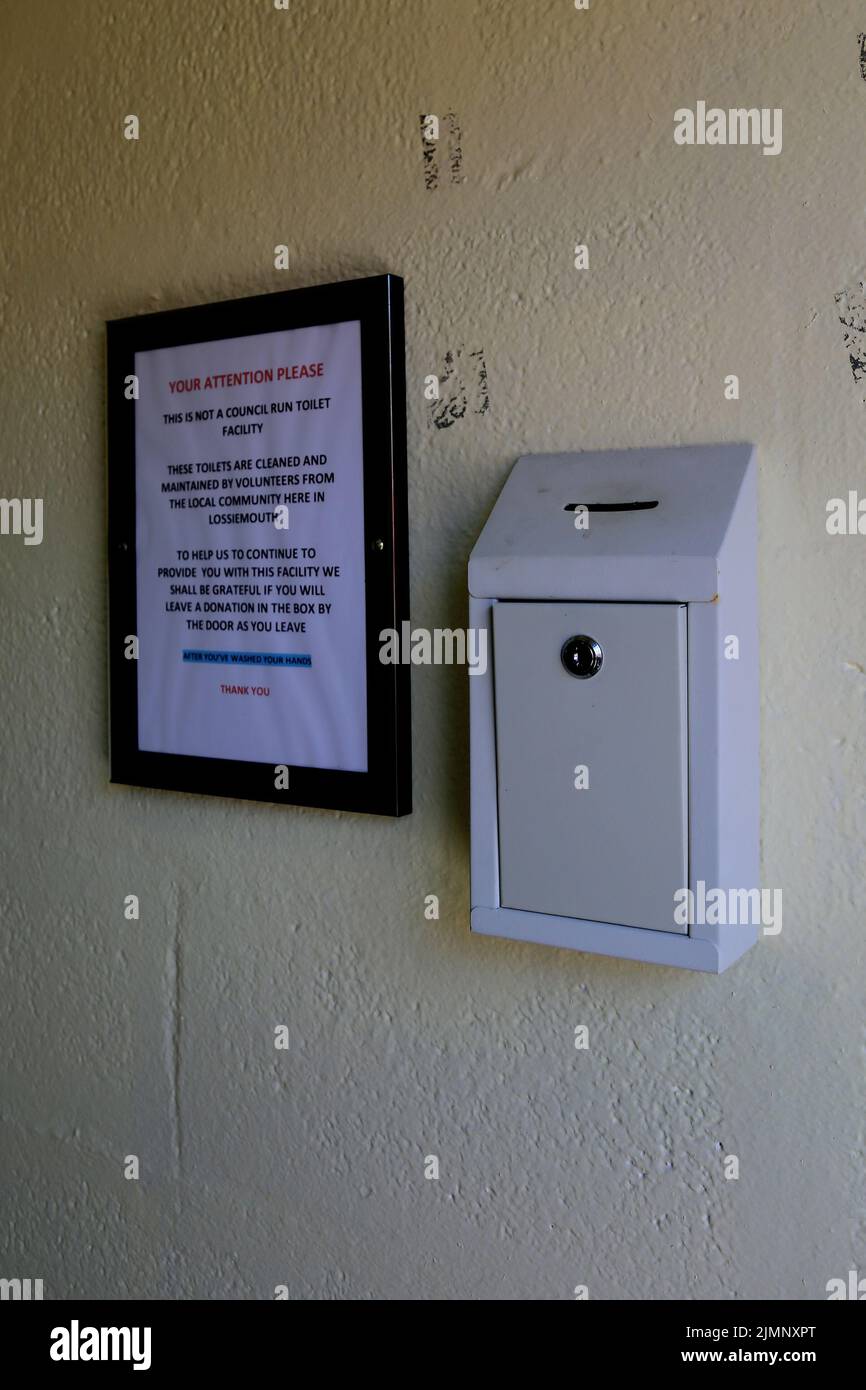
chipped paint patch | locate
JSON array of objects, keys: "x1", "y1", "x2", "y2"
[
  {"x1": 418, "y1": 111, "x2": 463, "y2": 190},
  {"x1": 429, "y1": 346, "x2": 489, "y2": 429},
  {"x1": 834, "y1": 279, "x2": 866, "y2": 398}
]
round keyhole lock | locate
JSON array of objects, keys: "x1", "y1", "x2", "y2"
[{"x1": 561, "y1": 634, "x2": 603, "y2": 679}]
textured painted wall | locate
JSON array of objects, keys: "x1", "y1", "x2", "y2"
[{"x1": 1, "y1": 0, "x2": 864, "y2": 1300}]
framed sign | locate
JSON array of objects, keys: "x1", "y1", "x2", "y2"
[{"x1": 107, "y1": 274, "x2": 410, "y2": 816}]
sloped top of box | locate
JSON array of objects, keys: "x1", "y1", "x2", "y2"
[{"x1": 468, "y1": 443, "x2": 755, "y2": 601}]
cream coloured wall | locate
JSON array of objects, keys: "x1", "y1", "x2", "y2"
[{"x1": 1, "y1": 0, "x2": 863, "y2": 1298}]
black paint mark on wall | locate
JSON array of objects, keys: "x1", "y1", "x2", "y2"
[
  {"x1": 858, "y1": 33, "x2": 866, "y2": 81},
  {"x1": 418, "y1": 112, "x2": 464, "y2": 190},
  {"x1": 446, "y1": 112, "x2": 464, "y2": 184},
  {"x1": 468, "y1": 346, "x2": 489, "y2": 414},
  {"x1": 419, "y1": 115, "x2": 439, "y2": 191},
  {"x1": 835, "y1": 280, "x2": 866, "y2": 395},
  {"x1": 430, "y1": 346, "x2": 489, "y2": 429}
]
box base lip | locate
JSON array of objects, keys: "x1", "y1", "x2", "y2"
[{"x1": 470, "y1": 906, "x2": 756, "y2": 974}]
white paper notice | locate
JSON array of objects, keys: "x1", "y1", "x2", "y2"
[{"x1": 134, "y1": 319, "x2": 368, "y2": 772}]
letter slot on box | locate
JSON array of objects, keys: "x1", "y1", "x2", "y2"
[{"x1": 468, "y1": 445, "x2": 758, "y2": 973}]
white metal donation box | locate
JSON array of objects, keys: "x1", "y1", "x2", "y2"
[{"x1": 468, "y1": 445, "x2": 759, "y2": 973}]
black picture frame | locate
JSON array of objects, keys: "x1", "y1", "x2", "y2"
[{"x1": 107, "y1": 273, "x2": 411, "y2": 817}]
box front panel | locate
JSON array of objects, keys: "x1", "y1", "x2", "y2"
[{"x1": 493, "y1": 601, "x2": 688, "y2": 932}]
